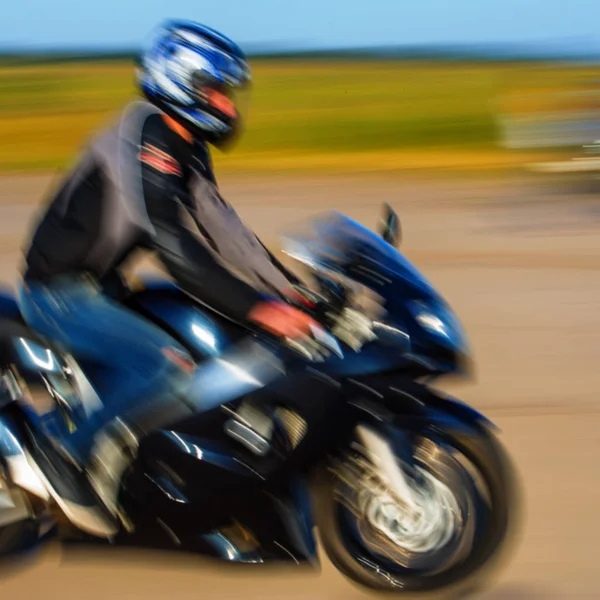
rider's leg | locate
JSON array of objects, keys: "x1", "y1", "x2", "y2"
[
  {"x1": 19, "y1": 275, "x2": 195, "y2": 460},
  {"x1": 18, "y1": 274, "x2": 195, "y2": 534}
]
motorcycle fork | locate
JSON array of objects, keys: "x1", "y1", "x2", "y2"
[{"x1": 347, "y1": 398, "x2": 421, "y2": 512}]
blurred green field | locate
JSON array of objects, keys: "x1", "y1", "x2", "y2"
[{"x1": 0, "y1": 59, "x2": 596, "y2": 173}]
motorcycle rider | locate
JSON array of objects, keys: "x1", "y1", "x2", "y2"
[{"x1": 18, "y1": 21, "x2": 317, "y2": 537}]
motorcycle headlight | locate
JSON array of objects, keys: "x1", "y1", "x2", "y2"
[{"x1": 408, "y1": 300, "x2": 469, "y2": 350}]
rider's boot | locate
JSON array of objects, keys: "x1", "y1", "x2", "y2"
[
  {"x1": 21, "y1": 418, "x2": 120, "y2": 538},
  {"x1": 24, "y1": 367, "x2": 196, "y2": 538}
]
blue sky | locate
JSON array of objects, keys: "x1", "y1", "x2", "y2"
[{"x1": 2, "y1": 0, "x2": 600, "y2": 51}]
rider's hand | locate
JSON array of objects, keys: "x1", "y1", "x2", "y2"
[
  {"x1": 329, "y1": 307, "x2": 376, "y2": 351},
  {"x1": 248, "y1": 301, "x2": 318, "y2": 339}
]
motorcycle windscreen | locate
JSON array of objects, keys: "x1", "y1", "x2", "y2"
[{"x1": 281, "y1": 211, "x2": 438, "y2": 297}]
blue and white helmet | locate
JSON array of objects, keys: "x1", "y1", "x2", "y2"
[{"x1": 138, "y1": 21, "x2": 251, "y2": 148}]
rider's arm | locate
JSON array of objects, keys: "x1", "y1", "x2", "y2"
[
  {"x1": 192, "y1": 141, "x2": 302, "y2": 288},
  {"x1": 149, "y1": 216, "x2": 316, "y2": 333},
  {"x1": 136, "y1": 114, "x2": 316, "y2": 334},
  {"x1": 255, "y1": 236, "x2": 302, "y2": 286},
  {"x1": 137, "y1": 118, "x2": 265, "y2": 321},
  {"x1": 151, "y1": 213, "x2": 265, "y2": 321},
  {"x1": 179, "y1": 170, "x2": 300, "y2": 300}
]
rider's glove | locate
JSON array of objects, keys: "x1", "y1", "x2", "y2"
[{"x1": 328, "y1": 307, "x2": 376, "y2": 351}]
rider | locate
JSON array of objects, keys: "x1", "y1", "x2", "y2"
[{"x1": 18, "y1": 20, "x2": 316, "y2": 537}]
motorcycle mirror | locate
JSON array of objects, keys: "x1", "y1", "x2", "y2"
[{"x1": 380, "y1": 203, "x2": 401, "y2": 247}]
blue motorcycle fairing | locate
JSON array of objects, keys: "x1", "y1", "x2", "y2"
[
  {"x1": 124, "y1": 282, "x2": 246, "y2": 361},
  {"x1": 127, "y1": 281, "x2": 432, "y2": 379},
  {"x1": 344, "y1": 375, "x2": 497, "y2": 432},
  {"x1": 284, "y1": 211, "x2": 439, "y2": 299},
  {"x1": 282, "y1": 212, "x2": 471, "y2": 369},
  {"x1": 125, "y1": 423, "x2": 320, "y2": 563},
  {"x1": 128, "y1": 281, "x2": 466, "y2": 379}
]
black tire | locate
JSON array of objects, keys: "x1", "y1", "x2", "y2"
[{"x1": 312, "y1": 422, "x2": 521, "y2": 597}]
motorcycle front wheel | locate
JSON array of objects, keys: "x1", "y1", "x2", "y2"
[{"x1": 312, "y1": 422, "x2": 520, "y2": 596}]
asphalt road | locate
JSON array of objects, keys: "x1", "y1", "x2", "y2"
[{"x1": 0, "y1": 173, "x2": 598, "y2": 598}]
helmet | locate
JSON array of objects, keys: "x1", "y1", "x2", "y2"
[{"x1": 137, "y1": 21, "x2": 251, "y2": 149}]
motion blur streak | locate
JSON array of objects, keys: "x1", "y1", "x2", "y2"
[
  {"x1": 1, "y1": 58, "x2": 600, "y2": 175},
  {"x1": 0, "y1": 39, "x2": 600, "y2": 600}
]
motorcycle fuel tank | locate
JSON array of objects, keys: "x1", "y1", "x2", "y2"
[{"x1": 125, "y1": 279, "x2": 247, "y2": 361}]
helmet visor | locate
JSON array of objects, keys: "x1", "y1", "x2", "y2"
[{"x1": 191, "y1": 68, "x2": 250, "y2": 122}]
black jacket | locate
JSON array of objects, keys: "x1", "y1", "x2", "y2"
[{"x1": 23, "y1": 101, "x2": 299, "y2": 321}]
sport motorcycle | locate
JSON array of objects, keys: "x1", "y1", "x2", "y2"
[{"x1": 0, "y1": 205, "x2": 519, "y2": 596}]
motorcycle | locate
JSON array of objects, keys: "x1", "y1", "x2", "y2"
[{"x1": 0, "y1": 205, "x2": 519, "y2": 596}]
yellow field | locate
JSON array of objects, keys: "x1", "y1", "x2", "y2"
[{"x1": 0, "y1": 59, "x2": 595, "y2": 173}]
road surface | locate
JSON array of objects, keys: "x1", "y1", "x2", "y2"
[{"x1": 0, "y1": 173, "x2": 598, "y2": 598}]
